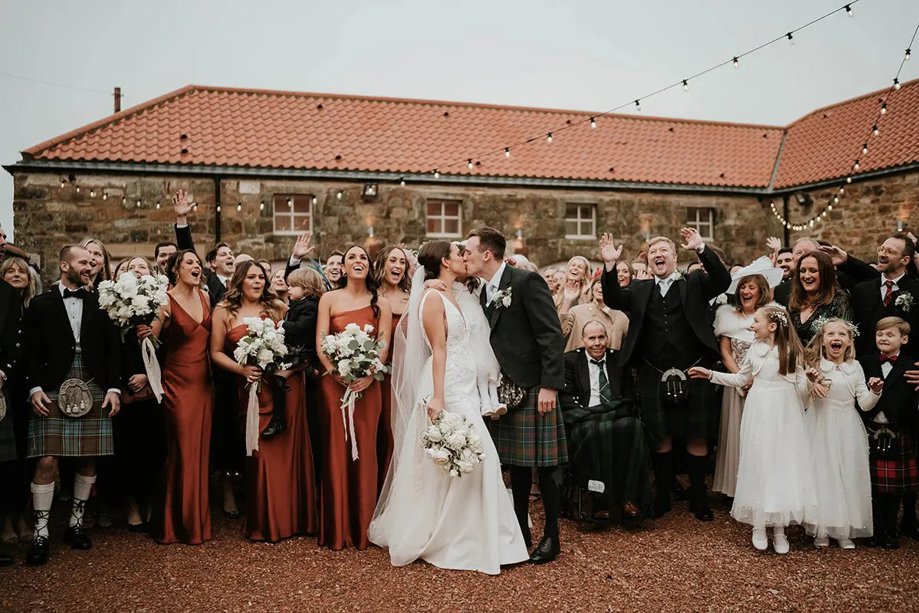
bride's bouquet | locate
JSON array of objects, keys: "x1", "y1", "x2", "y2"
[
  {"x1": 422, "y1": 410, "x2": 486, "y2": 478},
  {"x1": 97, "y1": 273, "x2": 169, "y2": 403},
  {"x1": 234, "y1": 317, "x2": 291, "y2": 456},
  {"x1": 321, "y1": 323, "x2": 388, "y2": 460}
]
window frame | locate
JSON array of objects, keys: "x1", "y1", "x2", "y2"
[
  {"x1": 564, "y1": 203, "x2": 597, "y2": 240},
  {"x1": 272, "y1": 194, "x2": 314, "y2": 236},
  {"x1": 425, "y1": 198, "x2": 463, "y2": 238},
  {"x1": 686, "y1": 207, "x2": 715, "y2": 241}
]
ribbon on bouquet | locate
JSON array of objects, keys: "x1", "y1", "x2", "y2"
[
  {"x1": 140, "y1": 337, "x2": 164, "y2": 403},
  {"x1": 339, "y1": 388, "x2": 360, "y2": 461},
  {"x1": 245, "y1": 382, "x2": 260, "y2": 456}
]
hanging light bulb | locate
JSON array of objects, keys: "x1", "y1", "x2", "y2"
[
  {"x1": 60, "y1": 179, "x2": 66, "y2": 188},
  {"x1": 634, "y1": 99, "x2": 641, "y2": 111},
  {"x1": 122, "y1": 197, "x2": 127, "y2": 205},
  {"x1": 400, "y1": 178, "x2": 406, "y2": 187},
  {"x1": 590, "y1": 117, "x2": 597, "y2": 129},
  {"x1": 102, "y1": 193, "x2": 108, "y2": 201},
  {"x1": 434, "y1": 170, "x2": 440, "y2": 179},
  {"x1": 75, "y1": 185, "x2": 80, "y2": 194},
  {"x1": 732, "y1": 56, "x2": 739, "y2": 68},
  {"x1": 822, "y1": 211, "x2": 828, "y2": 217},
  {"x1": 682, "y1": 80, "x2": 689, "y2": 92},
  {"x1": 504, "y1": 147, "x2": 511, "y2": 158},
  {"x1": 862, "y1": 144, "x2": 869, "y2": 155},
  {"x1": 287, "y1": 197, "x2": 293, "y2": 207},
  {"x1": 846, "y1": 176, "x2": 852, "y2": 184},
  {"x1": 259, "y1": 202, "x2": 265, "y2": 211},
  {"x1": 906, "y1": 48, "x2": 912, "y2": 61},
  {"x1": 828, "y1": 204, "x2": 833, "y2": 212},
  {"x1": 156, "y1": 201, "x2": 161, "y2": 209},
  {"x1": 880, "y1": 102, "x2": 887, "y2": 115},
  {"x1": 872, "y1": 124, "x2": 879, "y2": 136},
  {"x1": 893, "y1": 78, "x2": 901, "y2": 90},
  {"x1": 546, "y1": 132, "x2": 553, "y2": 144},
  {"x1": 216, "y1": 205, "x2": 221, "y2": 213},
  {"x1": 833, "y1": 196, "x2": 839, "y2": 204},
  {"x1": 311, "y1": 196, "x2": 318, "y2": 205},
  {"x1": 838, "y1": 187, "x2": 845, "y2": 195},
  {"x1": 236, "y1": 202, "x2": 242, "y2": 212},
  {"x1": 136, "y1": 199, "x2": 141, "y2": 208},
  {"x1": 336, "y1": 191, "x2": 343, "y2": 200},
  {"x1": 786, "y1": 32, "x2": 794, "y2": 46},
  {"x1": 853, "y1": 161, "x2": 861, "y2": 171},
  {"x1": 467, "y1": 159, "x2": 473, "y2": 170},
  {"x1": 845, "y1": 4, "x2": 852, "y2": 16},
  {"x1": 89, "y1": 189, "x2": 96, "y2": 198}
]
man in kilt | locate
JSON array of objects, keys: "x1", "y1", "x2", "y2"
[
  {"x1": 464, "y1": 226, "x2": 567, "y2": 564},
  {"x1": 599, "y1": 228, "x2": 729, "y2": 521},
  {"x1": 23, "y1": 245, "x2": 122, "y2": 565},
  {"x1": 860, "y1": 316, "x2": 919, "y2": 549}
]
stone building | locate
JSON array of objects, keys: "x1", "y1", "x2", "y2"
[{"x1": 4, "y1": 80, "x2": 918, "y2": 279}]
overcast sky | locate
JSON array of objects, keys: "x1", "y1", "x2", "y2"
[{"x1": 1, "y1": 0, "x2": 916, "y2": 240}]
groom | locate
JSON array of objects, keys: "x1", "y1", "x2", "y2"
[{"x1": 464, "y1": 226, "x2": 567, "y2": 564}]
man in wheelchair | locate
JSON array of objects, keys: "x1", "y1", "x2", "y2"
[{"x1": 559, "y1": 321, "x2": 653, "y2": 522}]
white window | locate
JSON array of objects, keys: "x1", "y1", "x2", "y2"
[
  {"x1": 686, "y1": 208, "x2": 715, "y2": 241},
  {"x1": 273, "y1": 195, "x2": 313, "y2": 235},
  {"x1": 426, "y1": 199, "x2": 462, "y2": 237},
  {"x1": 565, "y1": 203, "x2": 596, "y2": 239}
]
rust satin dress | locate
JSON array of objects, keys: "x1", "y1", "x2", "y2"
[
  {"x1": 377, "y1": 311, "x2": 400, "y2": 491},
  {"x1": 318, "y1": 306, "x2": 383, "y2": 550},
  {"x1": 226, "y1": 323, "x2": 317, "y2": 542},
  {"x1": 155, "y1": 290, "x2": 213, "y2": 545}
]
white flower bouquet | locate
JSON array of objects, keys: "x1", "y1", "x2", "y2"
[
  {"x1": 422, "y1": 410, "x2": 486, "y2": 478},
  {"x1": 234, "y1": 317, "x2": 291, "y2": 455},
  {"x1": 97, "y1": 273, "x2": 169, "y2": 402},
  {"x1": 321, "y1": 323, "x2": 388, "y2": 460}
]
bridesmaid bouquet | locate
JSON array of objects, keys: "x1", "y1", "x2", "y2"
[
  {"x1": 233, "y1": 317, "x2": 291, "y2": 455},
  {"x1": 422, "y1": 410, "x2": 486, "y2": 478},
  {"x1": 98, "y1": 273, "x2": 169, "y2": 403},
  {"x1": 321, "y1": 323, "x2": 388, "y2": 460}
]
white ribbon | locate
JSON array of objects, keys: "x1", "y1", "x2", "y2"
[
  {"x1": 140, "y1": 337, "x2": 164, "y2": 403},
  {"x1": 339, "y1": 388, "x2": 360, "y2": 461},
  {"x1": 245, "y1": 382, "x2": 260, "y2": 456}
]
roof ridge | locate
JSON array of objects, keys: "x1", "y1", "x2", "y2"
[{"x1": 783, "y1": 76, "x2": 919, "y2": 128}]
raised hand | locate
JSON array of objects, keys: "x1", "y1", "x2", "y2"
[
  {"x1": 634, "y1": 268, "x2": 652, "y2": 280},
  {"x1": 562, "y1": 280, "x2": 581, "y2": 304},
  {"x1": 819, "y1": 244, "x2": 848, "y2": 266},
  {"x1": 766, "y1": 236, "x2": 782, "y2": 253},
  {"x1": 291, "y1": 232, "x2": 315, "y2": 260},
  {"x1": 599, "y1": 233, "x2": 623, "y2": 266},
  {"x1": 173, "y1": 189, "x2": 195, "y2": 218},
  {"x1": 867, "y1": 377, "x2": 884, "y2": 394},
  {"x1": 679, "y1": 228, "x2": 704, "y2": 251}
]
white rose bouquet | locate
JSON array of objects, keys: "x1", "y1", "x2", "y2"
[
  {"x1": 98, "y1": 273, "x2": 169, "y2": 402},
  {"x1": 321, "y1": 323, "x2": 388, "y2": 460},
  {"x1": 233, "y1": 317, "x2": 291, "y2": 455},
  {"x1": 422, "y1": 409, "x2": 486, "y2": 478}
]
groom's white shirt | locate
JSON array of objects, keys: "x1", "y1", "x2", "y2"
[{"x1": 485, "y1": 262, "x2": 507, "y2": 304}]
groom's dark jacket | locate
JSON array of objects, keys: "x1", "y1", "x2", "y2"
[{"x1": 481, "y1": 264, "x2": 565, "y2": 390}]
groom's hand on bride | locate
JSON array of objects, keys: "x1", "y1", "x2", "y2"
[
  {"x1": 537, "y1": 388, "x2": 557, "y2": 414},
  {"x1": 427, "y1": 397, "x2": 444, "y2": 421}
]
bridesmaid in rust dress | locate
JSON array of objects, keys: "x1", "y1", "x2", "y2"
[
  {"x1": 374, "y1": 245, "x2": 411, "y2": 491},
  {"x1": 210, "y1": 260, "x2": 316, "y2": 542},
  {"x1": 145, "y1": 250, "x2": 213, "y2": 545},
  {"x1": 316, "y1": 245, "x2": 392, "y2": 550}
]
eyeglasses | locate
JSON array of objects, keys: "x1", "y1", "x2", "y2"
[{"x1": 877, "y1": 245, "x2": 903, "y2": 256}]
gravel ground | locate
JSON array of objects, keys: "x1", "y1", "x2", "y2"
[{"x1": 3, "y1": 497, "x2": 918, "y2": 612}]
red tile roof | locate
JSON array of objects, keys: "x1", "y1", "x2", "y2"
[{"x1": 18, "y1": 79, "x2": 919, "y2": 191}]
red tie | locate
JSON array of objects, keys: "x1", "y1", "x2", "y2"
[
  {"x1": 880, "y1": 354, "x2": 898, "y2": 364},
  {"x1": 883, "y1": 280, "x2": 894, "y2": 307}
]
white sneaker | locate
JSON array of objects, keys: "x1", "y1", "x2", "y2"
[
  {"x1": 814, "y1": 535, "x2": 830, "y2": 548},
  {"x1": 837, "y1": 538, "x2": 855, "y2": 550},
  {"x1": 773, "y1": 533, "x2": 790, "y2": 555},
  {"x1": 752, "y1": 528, "x2": 768, "y2": 551}
]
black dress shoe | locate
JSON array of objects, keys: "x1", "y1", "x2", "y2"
[
  {"x1": 0, "y1": 554, "x2": 14, "y2": 567},
  {"x1": 25, "y1": 536, "x2": 49, "y2": 566},
  {"x1": 529, "y1": 536, "x2": 560, "y2": 564},
  {"x1": 882, "y1": 536, "x2": 900, "y2": 550},
  {"x1": 691, "y1": 506, "x2": 714, "y2": 522},
  {"x1": 63, "y1": 527, "x2": 92, "y2": 550},
  {"x1": 863, "y1": 535, "x2": 883, "y2": 548},
  {"x1": 260, "y1": 413, "x2": 285, "y2": 439}
]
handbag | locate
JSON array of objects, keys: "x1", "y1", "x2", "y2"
[{"x1": 497, "y1": 374, "x2": 526, "y2": 410}]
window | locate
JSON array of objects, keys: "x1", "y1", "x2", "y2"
[
  {"x1": 426, "y1": 199, "x2": 462, "y2": 237},
  {"x1": 273, "y1": 195, "x2": 313, "y2": 235},
  {"x1": 565, "y1": 203, "x2": 596, "y2": 239},
  {"x1": 686, "y1": 208, "x2": 715, "y2": 241}
]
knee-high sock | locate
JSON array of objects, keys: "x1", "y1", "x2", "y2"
[
  {"x1": 651, "y1": 451, "x2": 673, "y2": 507},
  {"x1": 902, "y1": 492, "x2": 917, "y2": 529},
  {"x1": 30, "y1": 482, "x2": 54, "y2": 539},
  {"x1": 70, "y1": 473, "x2": 96, "y2": 528},
  {"x1": 687, "y1": 454, "x2": 710, "y2": 511},
  {"x1": 537, "y1": 467, "x2": 561, "y2": 539},
  {"x1": 509, "y1": 466, "x2": 532, "y2": 541}
]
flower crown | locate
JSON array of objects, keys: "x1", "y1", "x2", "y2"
[
  {"x1": 810, "y1": 315, "x2": 860, "y2": 337},
  {"x1": 766, "y1": 309, "x2": 788, "y2": 327}
]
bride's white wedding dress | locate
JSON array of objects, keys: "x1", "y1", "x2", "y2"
[{"x1": 368, "y1": 290, "x2": 528, "y2": 574}]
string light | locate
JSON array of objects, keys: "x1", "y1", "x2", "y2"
[
  {"x1": 75, "y1": 185, "x2": 80, "y2": 194},
  {"x1": 89, "y1": 189, "x2": 95, "y2": 198},
  {"x1": 872, "y1": 124, "x2": 879, "y2": 136},
  {"x1": 400, "y1": 178, "x2": 406, "y2": 187},
  {"x1": 845, "y1": 4, "x2": 852, "y2": 16},
  {"x1": 880, "y1": 102, "x2": 887, "y2": 114},
  {"x1": 156, "y1": 201, "x2": 161, "y2": 209},
  {"x1": 60, "y1": 179, "x2": 65, "y2": 188},
  {"x1": 634, "y1": 99, "x2": 641, "y2": 111},
  {"x1": 287, "y1": 197, "x2": 293, "y2": 207},
  {"x1": 732, "y1": 56, "x2": 739, "y2": 68},
  {"x1": 122, "y1": 197, "x2": 126, "y2": 205},
  {"x1": 590, "y1": 117, "x2": 597, "y2": 129},
  {"x1": 853, "y1": 161, "x2": 860, "y2": 171},
  {"x1": 236, "y1": 202, "x2": 242, "y2": 211},
  {"x1": 311, "y1": 196, "x2": 318, "y2": 205},
  {"x1": 862, "y1": 144, "x2": 869, "y2": 155},
  {"x1": 838, "y1": 187, "x2": 844, "y2": 195},
  {"x1": 467, "y1": 159, "x2": 473, "y2": 169},
  {"x1": 216, "y1": 205, "x2": 220, "y2": 212},
  {"x1": 135, "y1": 199, "x2": 141, "y2": 207},
  {"x1": 102, "y1": 193, "x2": 107, "y2": 201},
  {"x1": 786, "y1": 32, "x2": 795, "y2": 46},
  {"x1": 546, "y1": 132, "x2": 553, "y2": 144},
  {"x1": 893, "y1": 78, "x2": 901, "y2": 90},
  {"x1": 682, "y1": 80, "x2": 689, "y2": 91},
  {"x1": 433, "y1": 170, "x2": 440, "y2": 179},
  {"x1": 259, "y1": 201, "x2": 265, "y2": 211},
  {"x1": 504, "y1": 147, "x2": 511, "y2": 158}
]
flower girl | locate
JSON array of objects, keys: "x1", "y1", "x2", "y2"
[
  {"x1": 804, "y1": 318, "x2": 882, "y2": 549},
  {"x1": 689, "y1": 305, "x2": 818, "y2": 554}
]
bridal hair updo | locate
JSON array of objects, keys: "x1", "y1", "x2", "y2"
[{"x1": 417, "y1": 240, "x2": 452, "y2": 281}]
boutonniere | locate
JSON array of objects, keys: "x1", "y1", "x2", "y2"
[
  {"x1": 895, "y1": 293, "x2": 914, "y2": 312},
  {"x1": 489, "y1": 287, "x2": 513, "y2": 310}
]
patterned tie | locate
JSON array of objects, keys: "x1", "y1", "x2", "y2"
[
  {"x1": 883, "y1": 280, "x2": 894, "y2": 307},
  {"x1": 592, "y1": 359, "x2": 613, "y2": 405}
]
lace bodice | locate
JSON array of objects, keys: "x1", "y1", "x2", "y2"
[{"x1": 420, "y1": 291, "x2": 477, "y2": 403}]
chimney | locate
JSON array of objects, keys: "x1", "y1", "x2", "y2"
[{"x1": 113, "y1": 87, "x2": 122, "y2": 114}]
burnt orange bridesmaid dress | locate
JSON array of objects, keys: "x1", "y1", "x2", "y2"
[
  {"x1": 155, "y1": 290, "x2": 213, "y2": 545},
  {"x1": 318, "y1": 305, "x2": 382, "y2": 550},
  {"x1": 226, "y1": 321, "x2": 316, "y2": 542},
  {"x1": 377, "y1": 311, "x2": 400, "y2": 491}
]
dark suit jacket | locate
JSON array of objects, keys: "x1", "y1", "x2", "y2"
[
  {"x1": 283, "y1": 296, "x2": 319, "y2": 351},
  {"x1": 0, "y1": 279, "x2": 23, "y2": 378},
  {"x1": 175, "y1": 224, "x2": 226, "y2": 308},
  {"x1": 600, "y1": 246, "x2": 730, "y2": 366},
  {"x1": 22, "y1": 287, "x2": 122, "y2": 393},
  {"x1": 560, "y1": 348, "x2": 630, "y2": 410},
  {"x1": 850, "y1": 275, "x2": 919, "y2": 356},
  {"x1": 858, "y1": 353, "x2": 917, "y2": 432},
  {"x1": 481, "y1": 264, "x2": 565, "y2": 390}
]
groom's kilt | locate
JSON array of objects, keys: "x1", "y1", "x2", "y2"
[
  {"x1": 488, "y1": 387, "x2": 568, "y2": 467},
  {"x1": 636, "y1": 361, "x2": 718, "y2": 443},
  {"x1": 28, "y1": 353, "x2": 112, "y2": 458}
]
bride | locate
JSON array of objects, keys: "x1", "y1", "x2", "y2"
[{"x1": 368, "y1": 240, "x2": 528, "y2": 574}]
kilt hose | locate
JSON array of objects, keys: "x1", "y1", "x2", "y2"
[
  {"x1": 28, "y1": 351, "x2": 112, "y2": 458},
  {"x1": 488, "y1": 387, "x2": 568, "y2": 468}
]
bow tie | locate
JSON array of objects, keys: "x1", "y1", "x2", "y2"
[
  {"x1": 63, "y1": 288, "x2": 86, "y2": 299},
  {"x1": 880, "y1": 354, "x2": 898, "y2": 364}
]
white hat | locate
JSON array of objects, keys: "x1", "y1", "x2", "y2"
[{"x1": 727, "y1": 256, "x2": 785, "y2": 294}]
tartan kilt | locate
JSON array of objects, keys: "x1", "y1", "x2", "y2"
[
  {"x1": 488, "y1": 387, "x2": 568, "y2": 467},
  {"x1": 28, "y1": 352, "x2": 111, "y2": 458},
  {"x1": 636, "y1": 361, "x2": 718, "y2": 443},
  {"x1": 868, "y1": 427, "x2": 919, "y2": 495}
]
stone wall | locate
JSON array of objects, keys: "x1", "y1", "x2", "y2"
[{"x1": 13, "y1": 168, "x2": 916, "y2": 281}]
